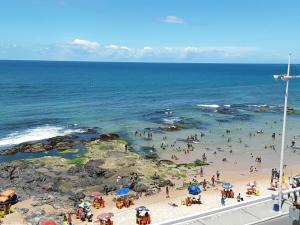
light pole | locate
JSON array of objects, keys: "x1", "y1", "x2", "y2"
[{"x1": 274, "y1": 54, "x2": 300, "y2": 212}]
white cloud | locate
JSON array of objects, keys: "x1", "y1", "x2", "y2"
[
  {"x1": 70, "y1": 38, "x2": 100, "y2": 49},
  {"x1": 14, "y1": 39, "x2": 259, "y2": 62},
  {"x1": 163, "y1": 16, "x2": 185, "y2": 24},
  {"x1": 106, "y1": 44, "x2": 131, "y2": 51}
]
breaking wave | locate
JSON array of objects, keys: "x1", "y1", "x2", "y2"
[{"x1": 0, "y1": 125, "x2": 83, "y2": 148}]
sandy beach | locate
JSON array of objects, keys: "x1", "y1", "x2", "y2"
[
  {"x1": 2, "y1": 166, "x2": 298, "y2": 225},
  {"x1": 2, "y1": 124, "x2": 300, "y2": 225}
]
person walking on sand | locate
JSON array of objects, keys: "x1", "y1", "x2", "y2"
[
  {"x1": 221, "y1": 196, "x2": 226, "y2": 206},
  {"x1": 166, "y1": 186, "x2": 170, "y2": 198},
  {"x1": 211, "y1": 175, "x2": 215, "y2": 186},
  {"x1": 203, "y1": 179, "x2": 207, "y2": 191},
  {"x1": 237, "y1": 193, "x2": 243, "y2": 202},
  {"x1": 216, "y1": 170, "x2": 220, "y2": 180},
  {"x1": 200, "y1": 167, "x2": 203, "y2": 177}
]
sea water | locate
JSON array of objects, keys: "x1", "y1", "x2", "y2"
[{"x1": 1, "y1": 60, "x2": 300, "y2": 155}]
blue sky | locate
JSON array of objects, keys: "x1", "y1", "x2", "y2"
[{"x1": 0, "y1": 0, "x2": 299, "y2": 63}]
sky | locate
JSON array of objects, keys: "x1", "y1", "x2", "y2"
[{"x1": 0, "y1": 0, "x2": 300, "y2": 63}]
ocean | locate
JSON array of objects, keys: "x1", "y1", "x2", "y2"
[{"x1": 1, "y1": 60, "x2": 300, "y2": 154}]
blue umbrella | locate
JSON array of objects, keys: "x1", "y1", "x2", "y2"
[
  {"x1": 116, "y1": 187, "x2": 131, "y2": 195},
  {"x1": 188, "y1": 185, "x2": 201, "y2": 195},
  {"x1": 222, "y1": 182, "x2": 233, "y2": 190}
]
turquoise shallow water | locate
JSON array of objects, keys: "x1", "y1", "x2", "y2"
[{"x1": 1, "y1": 60, "x2": 300, "y2": 151}]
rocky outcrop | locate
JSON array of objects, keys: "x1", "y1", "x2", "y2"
[
  {"x1": 0, "y1": 143, "x2": 53, "y2": 155},
  {"x1": 99, "y1": 133, "x2": 120, "y2": 141}
]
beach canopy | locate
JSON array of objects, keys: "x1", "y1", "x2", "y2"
[
  {"x1": 136, "y1": 206, "x2": 149, "y2": 212},
  {"x1": 40, "y1": 220, "x2": 57, "y2": 225},
  {"x1": 247, "y1": 181, "x2": 257, "y2": 187},
  {"x1": 222, "y1": 182, "x2": 233, "y2": 190},
  {"x1": 188, "y1": 185, "x2": 201, "y2": 195},
  {"x1": 116, "y1": 187, "x2": 131, "y2": 196},
  {"x1": 97, "y1": 212, "x2": 114, "y2": 220},
  {"x1": 91, "y1": 192, "x2": 102, "y2": 198},
  {"x1": 78, "y1": 202, "x2": 91, "y2": 208}
]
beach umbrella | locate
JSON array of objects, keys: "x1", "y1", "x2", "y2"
[
  {"x1": 135, "y1": 206, "x2": 149, "y2": 212},
  {"x1": 247, "y1": 181, "x2": 256, "y2": 187},
  {"x1": 222, "y1": 182, "x2": 233, "y2": 190},
  {"x1": 78, "y1": 202, "x2": 91, "y2": 208},
  {"x1": 116, "y1": 187, "x2": 131, "y2": 196},
  {"x1": 97, "y1": 212, "x2": 114, "y2": 220},
  {"x1": 188, "y1": 185, "x2": 201, "y2": 195},
  {"x1": 91, "y1": 192, "x2": 102, "y2": 198},
  {"x1": 139, "y1": 210, "x2": 148, "y2": 216},
  {"x1": 40, "y1": 220, "x2": 57, "y2": 225}
]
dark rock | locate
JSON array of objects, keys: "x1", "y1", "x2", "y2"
[
  {"x1": 83, "y1": 160, "x2": 111, "y2": 178},
  {"x1": 55, "y1": 142, "x2": 73, "y2": 151},
  {"x1": 160, "y1": 126, "x2": 179, "y2": 131},
  {"x1": 109, "y1": 133, "x2": 120, "y2": 139},
  {"x1": 157, "y1": 160, "x2": 174, "y2": 165},
  {"x1": 143, "y1": 152, "x2": 159, "y2": 160},
  {"x1": 99, "y1": 133, "x2": 120, "y2": 141},
  {"x1": 159, "y1": 179, "x2": 174, "y2": 187},
  {"x1": 48, "y1": 136, "x2": 66, "y2": 146},
  {"x1": 82, "y1": 128, "x2": 97, "y2": 134},
  {"x1": 63, "y1": 134, "x2": 79, "y2": 139},
  {"x1": 15, "y1": 207, "x2": 29, "y2": 214},
  {"x1": 150, "y1": 174, "x2": 161, "y2": 180},
  {"x1": 132, "y1": 183, "x2": 149, "y2": 192},
  {"x1": 0, "y1": 161, "x2": 62, "y2": 200},
  {"x1": 0, "y1": 143, "x2": 53, "y2": 155}
]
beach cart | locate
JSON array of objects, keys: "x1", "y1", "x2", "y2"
[
  {"x1": 186, "y1": 185, "x2": 202, "y2": 205},
  {"x1": 76, "y1": 202, "x2": 93, "y2": 221},
  {"x1": 97, "y1": 213, "x2": 114, "y2": 225},
  {"x1": 221, "y1": 183, "x2": 234, "y2": 198},
  {"x1": 246, "y1": 181, "x2": 259, "y2": 195},
  {"x1": 115, "y1": 188, "x2": 133, "y2": 209},
  {"x1": 92, "y1": 192, "x2": 105, "y2": 209},
  {"x1": 136, "y1": 206, "x2": 151, "y2": 224}
]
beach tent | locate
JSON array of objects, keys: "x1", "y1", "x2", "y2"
[
  {"x1": 116, "y1": 187, "x2": 131, "y2": 196},
  {"x1": 188, "y1": 185, "x2": 201, "y2": 195}
]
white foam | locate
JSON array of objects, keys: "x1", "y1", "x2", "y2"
[
  {"x1": 162, "y1": 117, "x2": 182, "y2": 125},
  {"x1": 0, "y1": 125, "x2": 83, "y2": 147},
  {"x1": 197, "y1": 104, "x2": 220, "y2": 108}
]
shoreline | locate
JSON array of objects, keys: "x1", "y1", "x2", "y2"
[{"x1": 1, "y1": 123, "x2": 300, "y2": 224}]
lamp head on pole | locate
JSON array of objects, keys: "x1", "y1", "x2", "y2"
[{"x1": 273, "y1": 74, "x2": 287, "y2": 81}]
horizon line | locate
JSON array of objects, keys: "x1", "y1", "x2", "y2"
[{"x1": 0, "y1": 59, "x2": 297, "y2": 65}]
